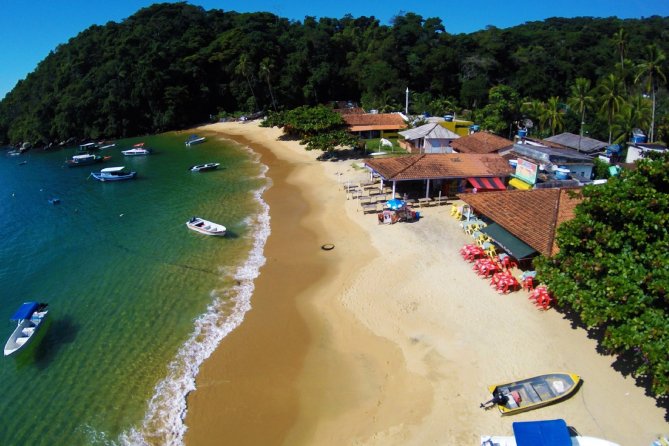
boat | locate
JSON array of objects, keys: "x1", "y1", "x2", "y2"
[
  {"x1": 65, "y1": 153, "x2": 109, "y2": 167},
  {"x1": 480, "y1": 372, "x2": 581, "y2": 415},
  {"x1": 185, "y1": 134, "x2": 206, "y2": 146},
  {"x1": 481, "y1": 419, "x2": 620, "y2": 446},
  {"x1": 90, "y1": 166, "x2": 137, "y2": 182},
  {"x1": 186, "y1": 217, "x2": 226, "y2": 236},
  {"x1": 4, "y1": 302, "x2": 49, "y2": 356},
  {"x1": 48, "y1": 197, "x2": 61, "y2": 205},
  {"x1": 122, "y1": 143, "x2": 152, "y2": 156},
  {"x1": 189, "y1": 162, "x2": 220, "y2": 172},
  {"x1": 79, "y1": 142, "x2": 98, "y2": 152}
]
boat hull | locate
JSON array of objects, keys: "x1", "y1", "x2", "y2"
[
  {"x1": 487, "y1": 373, "x2": 580, "y2": 415},
  {"x1": 4, "y1": 309, "x2": 49, "y2": 356},
  {"x1": 190, "y1": 163, "x2": 219, "y2": 172},
  {"x1": 90, "y1": 171, "x2": 136, "y2": 182},
  {"x1": 186, "y1": 217, "x2": 226, "y2": 236}
]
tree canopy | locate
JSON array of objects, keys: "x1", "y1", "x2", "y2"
[
  {"x1": 534, "y1": 152, "x2": 669, "y2": 396},
  {"x1": 261, "y1": 105, "x2": 357, "y2": 151},
  {"x1": 0, "y1": 3, "x2": 667, "y2": 146}
]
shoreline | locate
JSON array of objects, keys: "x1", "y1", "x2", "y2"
[{"x1": 184, "y1": 121, "x2": 668, "y2": 445}]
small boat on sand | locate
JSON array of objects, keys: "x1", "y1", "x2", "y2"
[
  {"x1": 480, "y1": 372, "x2": 580, "y2": 415},
  {"x1": 90, "y1": 166, "x2": 137, "y2": 182},
  {"x1": 186, "y1": 217, "x2": 226, "y2": 236},
  {"x1": 481, "y1": 419, "x2": 620, "y2": 446},
  {"x1": 189, "y1": 162, "x2": 219, "y2": 172},
  {"x1": 4, "y1": 302, "x2": 49, "y2": 356},
  {"x1": 185, "y1": 134, "x2": 206, "y2": 146}
]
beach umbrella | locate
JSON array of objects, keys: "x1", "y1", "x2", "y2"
[{"x1": 386, "y1": 198, "x2": 406, "y2": 210}]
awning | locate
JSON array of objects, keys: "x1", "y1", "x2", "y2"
[
  {"x1": 467, "y1": 177, "x2": 506, "y2": 190},
  {"x1": 481, "y1": 223, "x2": 537, "y2": 259},
  {"x1": 509, "y1": 177, "x2": 533, "y2": 190},
  {"x1": 512, "y1": 419, "x2": 571, "y2": 446},
  {"x1": 10, "y1": 302, "x2": 39, "y2": 321}
]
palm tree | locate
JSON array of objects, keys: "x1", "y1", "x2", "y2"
[
  {"x1": 612, "y1": 28, "x2": 627, "y2": 91},
  {"x1": 259, "y1": 58, "x2": 277, "y2": 111},
  {"x1": 235, "y1": 54, "x2": 257, "y2": 111},
  {"x1": 543, "y1": 96, "x2": 564, "y2": 136},
  {"x1": 598, "y1": 74, "x2": 625, "y2": 143},
  {"x1": 567, "y1": 78, "x2": 594, "y2": 147},
  {"x1": 635, "y1": 44, "x2": 667, "y2": 142},
  {"x1": 611, "y1": 96, "x2": 652, "y2": 144}
]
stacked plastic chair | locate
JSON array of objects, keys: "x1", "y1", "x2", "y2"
[{"x1": 529, "y1": 285, "x2": 553, "y2": 310}]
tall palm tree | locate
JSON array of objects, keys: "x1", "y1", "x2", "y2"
[
  {"x1": 543, "y1": 96, "x2": 564, "y2": 136},
  {"x1": 612, "y1": 28, "x2": 627, "y2": 92},
  {"x1": 567, "y1": 78, "x2": 594, "y2": 146},
  {"x1": 634, "y1": 44, "x2": 667, "y2": 142},
  {"x1": 598, "y1": 74, "x2": 625, "y2": 143},
  {"x1": 259, "y1": 58, "x2": 277, "y2": 111},
  {"x1": 235, "y1": 54, "x2": 257, "y2": 111}
]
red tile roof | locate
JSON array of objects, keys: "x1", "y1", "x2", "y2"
[
  {"x1": 458, "y1": 188, "x2": 583, "y2": 256},
  {"x1": 365, "y1": 153, "x2": 513, "y2": 181},
  {"x1": 450, "y1": 132, "x2": 514, "y2": 154},
  {"x1": 342, "y1": 113, "x2": 407, "y2": 131}
]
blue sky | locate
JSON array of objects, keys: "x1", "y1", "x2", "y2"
[{"x1": 1, "y1": 0, "x2": 668, "y2": 99}]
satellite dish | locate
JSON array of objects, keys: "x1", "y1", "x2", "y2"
[{"x1": 522, "y1": 118, "x2": 534, "y2": 129}]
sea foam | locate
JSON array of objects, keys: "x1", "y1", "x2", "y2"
[{"x1": 118, "y1": 157, "x2": 270, "y2": 446}]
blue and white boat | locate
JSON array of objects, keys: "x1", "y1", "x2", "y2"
[
  {"x1": 185, "y1": 134, "x2": 206, "y2": 146},
  {"x1": 90, "y1": 166, "x2": 137, "y2": 182},
  {"x1": 4, "y1": 302, "x2": 49, "y2": 356},
  {"x1": 481, "y1": 419, "x2": 619, "y2": 446}
]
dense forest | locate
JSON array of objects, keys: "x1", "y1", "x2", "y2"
[{"x1": 0, "y1": 2, "x2": 668, "y2": 146}]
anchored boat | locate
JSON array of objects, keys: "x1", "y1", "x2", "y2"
[
  {"x1": 189, "y1": 162, "x2": 219, "y2": 172},
  {"x1": 185, "y1": 134, "x2": 206, "y2": 146},
  {"x1": 4, "y1": 302, "x2": 49, "y2": 356},
  {"x1": 186, "y1": 217, "x2": 226, "y2": 236},
  {"x1": 90, "y1": 166, "x2": 137, "y2": 182}
]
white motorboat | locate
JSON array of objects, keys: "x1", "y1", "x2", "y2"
[
  {"x1": 122, "y1": 143, "x2": 152, "y2": 156},
  {"x1": 481, "y1": 419, "x2": 620, "y2": 446},
  {"x1": 186, "y1": 217, "x2": 226, "y2": 236},
  {"x1": 4, "y1": 302, "x2": 49, "y2": 356},
  {"x1": 189, "y1": 162, "x2": 220, "y2": 172},
  {"x1": 185, "y1": 134, "x2": 206, "y2": 146},
  {"x1": 90, "y1": 166, "x2": 137, "y2": 182}
]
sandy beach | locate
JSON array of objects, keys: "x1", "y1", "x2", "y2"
[{"x1": 184, "y1": 121, "x2": 667, "y2": 446}]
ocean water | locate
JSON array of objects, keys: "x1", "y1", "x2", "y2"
[{"x1": 0, "y1": 132, "x2": 268, "y2": 445}]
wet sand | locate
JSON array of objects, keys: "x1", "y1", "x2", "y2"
[{"x1": 184, "y1": 121, "x2": 668, "y2": 446}]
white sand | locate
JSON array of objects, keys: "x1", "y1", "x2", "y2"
[{"x1": 190, "y1": 121, "x2": 668, "y2": 446}]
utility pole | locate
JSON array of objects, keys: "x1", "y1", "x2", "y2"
[{"x1": 405, "y1": 87, "x2": 409, "y2": 115}]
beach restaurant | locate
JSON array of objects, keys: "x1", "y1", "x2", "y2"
[
  {"x1": 457, "y1": 187, "x2": 583, "y2": 262},
  {"x1": 364, "y1": 153, "x2": 513, "y2": 201}
]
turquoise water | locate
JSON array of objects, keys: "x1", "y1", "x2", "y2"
[{"x1": 0, "y1": 133, "x2": 268, "y2": 445}]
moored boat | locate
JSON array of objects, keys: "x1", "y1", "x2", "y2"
[
  {"x1": 90, "y1": 166, "x2": 137, "y2": 182},
  {"x1": 4, "y1": 302, "x2": 49, "y2": 356},
  {"x1": 65, "y1": 153, "x2": 109, "y2": 167},
  {"x1": 480, "y1": 372, "x2": 581, "y2": 415},
  {"x1": 189, "y1": 162, "x2": 219, "y2": 172},
  {"x1": 186, "y1": 217, "x2": 226, "y2": 236},
  {"x1": 185, "y1": 134, "x2": 206, "y2": 146},
  {"x1": 481, "y1": 419, "x2": 620, "y2": 446},
  {"x1": 122, "y1": 142, "x2": 152, "y2": 156}
]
